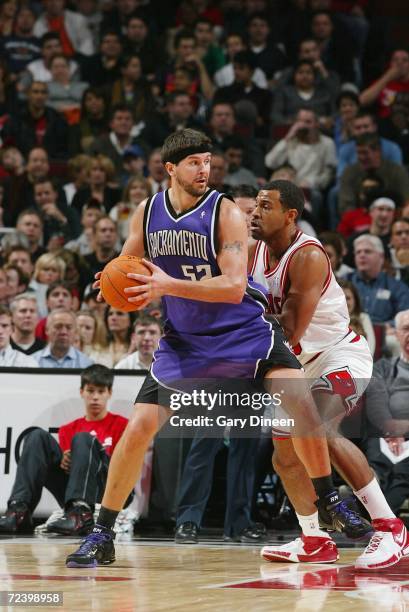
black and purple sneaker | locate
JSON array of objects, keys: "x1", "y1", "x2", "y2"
[{"x1": 66, "y1": 525, "x2": 115, "y2": 568}]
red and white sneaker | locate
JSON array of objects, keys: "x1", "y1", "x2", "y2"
[
  {"x1": 261, "y1": 535, "x2": 339, "y2": 564},
  {"x1": 355, "y1": 518, "x2": 409, "y2": 570}
]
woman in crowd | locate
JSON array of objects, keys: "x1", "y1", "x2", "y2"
[
  {"x1": 63, "y1": 154, "x2": 92, "y2": 206},
  {"x1": 47, "y1": 54, "x2": 88, "y2": 125},
  {"x1": 3, "y1": 263, "x2": 29, "y2": 302},
  {"x1": 103, "y1": 306, "x2": 136, "y2": 367},
  {"x1": 338, "y1": 278, "x2": 376, "y2": 356},
  {"x1": 109, "y1": 176, "x2": 152, "y2": 243},
  {"x1": 110, "y1": 54, "x2": 155, "y2": 124},
  {"x1": 70, "y1": 87, "x2": 109, "y2": 153},
  {"x1": 71, "y1": 154, "x2": 121, "y2": 214},
  {"x1": 333, "y1": 90, "x2": 360, "y2": 151},
  {"x1": 31, "y1": 253, "x2": 66, "y2": 318},
  {"x1": 319, "y1": 231, "x2": 354, "y2": 279},
  {"x1": 76, "y1": 310, "x2": 108, "y2": 365}
]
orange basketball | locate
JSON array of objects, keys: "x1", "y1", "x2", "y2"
[{"x1": 100, "y1": 255, "x2": 151, "y2": 312}]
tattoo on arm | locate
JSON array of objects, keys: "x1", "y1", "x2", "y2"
[{"x1": 222, "y1": 241, "x2": 243, "y2": 253}]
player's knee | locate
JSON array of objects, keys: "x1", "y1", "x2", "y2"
[
  {"x1": 125, "y1": 412, "x2": 157, "y2": 446},
  {"x1": 272, "y1": 445, "x2": 299, "y2": 475}
]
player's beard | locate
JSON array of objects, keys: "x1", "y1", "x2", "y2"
[{"x1": 176, "y1": 174, "x2": 208, "y2": 198}]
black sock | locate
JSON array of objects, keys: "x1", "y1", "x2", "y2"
[
  {"x1": 311, "y1": 475, "x2": 337, "y2": 500},
  {"x1": 96, "y1": 506, "x2": 119, "y2": 530}
]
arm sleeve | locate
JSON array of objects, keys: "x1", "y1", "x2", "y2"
[
  {"x1": 265, "y1": 139, "x2": 288, "y2": 169},
  {"x1": 58, "y1": 423, "x2": 71, "y2": 452}
]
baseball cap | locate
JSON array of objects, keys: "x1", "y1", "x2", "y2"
[{"x1": 123, "y1": 144, "x2": 145, "y2": 158}]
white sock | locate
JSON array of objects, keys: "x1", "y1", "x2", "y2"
[
  {"x1": 353, "y1": 477, "x2": 395, "y2": 520},
  {"x1": 296, "y1": 511, "x2": 330, "y2": 538}
]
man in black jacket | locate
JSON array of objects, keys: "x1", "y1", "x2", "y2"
[{"x1": 1, "y1": 81, "x2": 69, "y2": 159}]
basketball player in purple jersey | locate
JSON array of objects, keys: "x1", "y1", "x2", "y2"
[{"x1": 66, "y1": 129, "x2": 368, "y2": 567}]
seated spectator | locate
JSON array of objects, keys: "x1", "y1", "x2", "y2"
[
  {"x1": 69, "y1": 88, "x2": 109, "y2": 155},
  {"x1": 82, "y1": 286, "x2": 107, "y2": 320},
  {"x1": 0, "y1": 146, "x2": 25, "y2": 179},
  {"x1": 0, "y1": 0, "x2": 18, "y2": 37},
  {"x1": 337, "y1": 175, "x2": 383, "y2": 239},
  {"x1": 83, "y1": 216, "x2": 120, "y2": 285},
  {"x1": 379, "y1": 92, "x2": 409, "y2": 165},
  {"x1": 64, "y1": 200, "x2": 104, "y2": 256},
  {"x1": 102, "y1": 306, "x2": 136, "y2": 368},
  {"x1": 337, "y1": 112, "x2": 403, "y2": 181},
  {"x1": 109, "y1": 54, "x2": 155, "y2": 125},
  {"x1": 115, "y1": 315, "x2": 162, "y2": 370},
  {"x1": 145, "y1": 149, "x2": 170, "y2": 193},
  {"x1": 347, "y1": 234, "x2": 409, "y2": 324},
  {"x1": 269, "y1": 165, "x2": 317, "y2": 235},
  {"x1": 109, "y1": 177, "x2": 152, "y2": 244},
  {"x1": 338, "y1": 278, "x2": 376, "y2": 356},
  {"x1": 0, "y1": 268, "x2": 7, "y2": 305},
  {"x1": 310, "y1": 10, "x2": 355, "y2": 83},
  {"x1": 35, "y1": 280, "x2": 74, "y2": 339},
  {"x1": 79, "y1": 31, "x2": 122, "y2": 88},
  {"x1": 123, "y1": 14, "x2": 165, "y2": 80},
  {"x1": 5, "y1": 246, "x2": 34, "y2": 281},
  {"x1": 345, "y1": 196, "x2": 397, "y2": 266},
  {"x1": 2, "y1": 6, "x2": 41, "y2": 79},
  {"x1": 159, "y1": 29, "x2": 215, "y2": 103},
  {"x1": 194, "y1": 17, "x2": 225, "y2": 78},
  {"x1": 213, "y1": 50, "x2": 272, "y2": 136},
  {"x1": 338, "y1": 133, "x2": 409, "y2": 215},
  {"x1": 33, "y1": 178, "x2": 81, "y2": 247},
  {"x1": 3, "y1": 264, "x2": 29, "y2": 302},
  {"x1": 0, "y1": 305, "x2": 37, "y2": 366},
  {"x1": 2, "y1": 147, "x2": 50, "y2": 226},
  {"x1": 0, "y1": 58, "x2": 17, "y2": 115},
  {"x1": 15, "y1": 209, "x2": 46, "y2": 263},
  {"x1": 63, "y1": 154, "x2": 91, "y2": 206},
  {"x1": 265, "y1": 108, "x2": 336, "y2": 191},
  {"x1": 101, "y1": 0, "x2": 152, "y2": 37},
  {"x1": 271, "y1": 59, "x2": 335, "y2": 128},
  {"x1": 320, "y1": 231, "x2": 353, "y2": 279},
  {"x1": 333, "y1": 90, "x2": 360, "y2": 152},
  {"x1": 47, "y1": 54, "x2": 88, "y2": 125},
  {"x1": 214, "y1": 32, "x2": 267, "y2": 89},
  {"x1": 9, "y1": 292, "x2": 45, "y2": 355},
  {"x1": 33, "y1": 309, "x2": 93, "y2": 368},
  {"x1": 364, "y1": 310, "x2": 409, "y2": 513},
  {"x1": 360, "y1": 49, "x2": 409, "y2": 119},
  {"x1": 278, "y1": 37, "x2": 341, "y2": 99},
  {"x1": 208, "y1": 151, "x2": 229, "y2": 193},
  {"x1": 0, "y1": 365, "x2": 128, "y2": 535},
  {"x1": 388, "y1": 218, "x2": 409, "y2": 286},
  {"x1": 31, "y1": 252, "x2": 66, "y2": 318},
  {"x1": 57, "y1": 248, "x2": 89, "y2": 305},
  {"x1": 2, "y1": 80, "x2": 69, "y2": 159},
  {"x1": 223, "y1": 136, "x2": 258, "y2": 189},
  {"x1": 120, "y1": 145, "x2": 147, "y2": 188},
  {"x1": 141, "y1": 91, "x2": 204, "y2": 150},
  {"x1": 21, "y1": 32, "x2": 79, "y2": 88},
  {"x1": 75, "y1": 309, "x2": 108, "y2": 364},
  {"x1": 33, "y1": 0, "x2": 94, "y2": 57},
  {"x1": 87, "y1": 105, "x2": 146, "y2": 182},
  {"x1": 246, "y1": 12, "x2": 287, "y2": 81},
  {"x1": 71, "y1": 154, "x2": 121, "y2": 215}
]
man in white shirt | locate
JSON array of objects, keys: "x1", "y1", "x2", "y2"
[
  {"x1": 115, "y1": 316, "x2": 162, "y2": 370},
  {"x1": 0, "y1": 306, "x2": 37, "y2": 367},
  {"x1": 265, "y1": 108, "x2": 337, "y2": 191},
  {"x1": 214, "y1": 32, "x2": 267, "y2": 89},
  {"x1": 33, "y1": 0, "x2": 94, "y2": 56}
]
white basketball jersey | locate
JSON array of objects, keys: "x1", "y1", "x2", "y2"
[
  {"x1": 249, "y1": 240, "x2": 269, "y2": 289},
  {"x1": 252, "y1": 231, "x2": 350, "y2": 365}
]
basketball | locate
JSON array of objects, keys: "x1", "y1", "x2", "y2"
[{"x1": 100, "y1": 255, "x2": 151, "y2": 312}]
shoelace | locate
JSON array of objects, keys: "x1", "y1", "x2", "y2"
[
  {"x1": 334, "y1": 500, "x2": 363, "y2": 526},
  {"x1": 365, "y1": 532, "x2": 384, "y2": 554},
  {"x1": 74, "y1": 532, "x2": 111, "y2": 555}
]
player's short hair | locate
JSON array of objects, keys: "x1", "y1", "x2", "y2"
[
  {"x1": 161, "y1": 128, "x2": 212, "y2": 165},
  {"x1": 80, "y1": 364, "x2": 114, "y2": 390},
  {"x1": 262, "y1": 179, "x2": 305, "y2": 217},
  {"x1": 228, "y1": 184, "x2": 257, "y2": 199}
]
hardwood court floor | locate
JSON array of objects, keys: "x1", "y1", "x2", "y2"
[{"x1": 1, "y1": 535, "x2": 409, "y2": 612}]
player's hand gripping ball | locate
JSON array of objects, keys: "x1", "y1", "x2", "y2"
[{"x1": 100, "y1": 255, "x2": 152, "y2": 312}]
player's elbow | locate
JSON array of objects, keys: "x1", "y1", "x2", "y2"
[{"x1": 229, "y1": 278, "x2": 247, "y2": 304}]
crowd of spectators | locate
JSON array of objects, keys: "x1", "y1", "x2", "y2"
[{"x1": 0, "y1": 0, "x2": 409, "y2": 533}]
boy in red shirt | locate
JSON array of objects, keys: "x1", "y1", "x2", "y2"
[{"x1": 0, "y1": 365, "x2": 128, "y2": 536}]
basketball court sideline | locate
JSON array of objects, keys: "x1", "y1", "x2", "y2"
[{"x1": 1, "y1": 534, "x2": 409, "y2": 612}]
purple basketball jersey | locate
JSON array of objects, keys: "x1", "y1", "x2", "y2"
[{"x1": 143, "y1": 188, "x2": 276, "y2": 383}]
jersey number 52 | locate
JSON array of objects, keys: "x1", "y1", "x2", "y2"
[{"x1": 181, "y1": 264, "x2": 213, "y2": 281}]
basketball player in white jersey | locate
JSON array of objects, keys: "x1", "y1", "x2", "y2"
[{"x1": 250, "y1": 180, "x2": 409, "y2": 570}]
